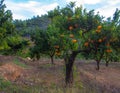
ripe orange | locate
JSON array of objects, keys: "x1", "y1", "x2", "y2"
[
  {"x1": 106, "y1": 49, "x2": 112, "y2": 53},
  {"x1": 84, "y1": 42, "x2": 89, "y2": 47},
  {"x1": 69, "y1": 26, "x2": 73, "y2": 30},
  {"x1": 109, "y1": 49, "x2": 112, "y2": 52},
  {"x1": 72, "y1": 39, "x2": 77, "y2": 43},
  {"x1": 98, "y1": 39, "x2": 102, "y2": 43},
  {"x1": 54, "y1": 45, "x2": 59, "y2": 49},
  {"x1": 96, "y1": 30, "x2": 101, "y2": 33},
  {"x1": 69, "y1": 34, "x2": 74, "y2": 38},
  {"x1": 97, "y1": 25, "x2": 102, "y2": 30}
]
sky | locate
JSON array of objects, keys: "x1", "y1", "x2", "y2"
[{"x1": 4, "y1": 0, "x2": 120, "y2": 20}]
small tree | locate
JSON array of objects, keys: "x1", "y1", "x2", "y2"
[{"x1": 30, "y1": 27, "x2": 60, "y2": 64}]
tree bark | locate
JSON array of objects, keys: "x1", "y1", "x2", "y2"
[
  {"x1": 106, "y1": 61, "x2": 109, "y2": 67},
  {"x1": 96, "y1": 52, "x2": 104, "y2": 70},
  {"x1": 50, "y1": 55, "x2": 54, "y2": 65},
  {"x1": 65, "y1": 51, "x2": 77, "y2": 86},
  {"x1": 96, "y1": 60, "x2": 100, "y2": 70}
]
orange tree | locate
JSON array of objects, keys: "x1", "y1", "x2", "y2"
[
  {"x1": 30, "y1": 26, "x2": 60, "y2": 64},
  {"x1": 47, "y1": 2, "x2": 120, "y2": 85},
  {"x1": 103, "y1": 8, "x2": 120, "y2": 66},
  {"x1": 47, "y1": 2, "x2": 104, "y2": 85}
]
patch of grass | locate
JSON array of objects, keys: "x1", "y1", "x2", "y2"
[
  {"x1": 13, "y1": 58, "x2": 28, "y2": 68},
  {"x1": 0, "y1": 77, "x2": 11, "y2": 91}
]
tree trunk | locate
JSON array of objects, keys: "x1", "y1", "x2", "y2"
[
  {"x1": 96, "y1": 60, "x2": 100, "y2": 70},
  {"x1": 65, "y1": 51, "x2": 77, "y2": 86},
  {"x1": 96, "y1": 52, "x2": 104, "y2": 70},
  {"x1": 65, "y1": 60, "x2": 74, "y2": 86},
  {"x1": 50, "y1": 55, "x2": 54, "y2": 65},
  {"x1": 106, "y1": 61, "x2": 109, "y2": 67}
]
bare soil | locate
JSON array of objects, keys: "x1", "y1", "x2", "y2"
[{"x1": 0, "y1": 55, "x2": 120, "y2": 93}]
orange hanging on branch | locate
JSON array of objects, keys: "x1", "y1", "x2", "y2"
[
  {"x1": 69, "y1": 34, "x2": 74, "y2": 38},
  {"x1": 54, "y1": 45, "x2": 59, "y2": 49},
  {"x1": 106, "y1": 49, "x2": 112, "y2": 53},
  {"x1": 84, "y1": 42, "x2": 89, "y2": 47},
  {"x1": 69, "y1": 26, "x2": 73, "y2": 30},
  {"x1": 96, "y1": 29, "x2": 101, "y2": 33},
  {"x1": 98, "y1": 39, "x2": 102, "y2": 43},
  {"x1": 97, "y1": 25, "x2": 102, "y2": 30},
  {"x1": 72, "y1": 39, "x2": 77, "y2": 43}
]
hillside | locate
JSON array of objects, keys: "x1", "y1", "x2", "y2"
[{"x1": 13, "y1": 15, "x2": 51, "y2": 36}]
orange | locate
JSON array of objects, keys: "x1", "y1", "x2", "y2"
[
  {"x1": 84, "y1": 42, "x2": 89, "y2": 47},
  {"x1": 69, "y1": 26, "x2": 73, "y2": 30},
  {"x1": 69, "y1": 34, "x2": 74, "y2": 38},
  {"x1": 97, "y1": 25, "x2": 102, "y2": 30},
  {"x1": 72, "y1": 39, "x2": 77, "y2": 43},
  {"x1": 54, "y1": 45, "x2": 59, "y2": 49},
  {"x1": 106, "y1": 49, "x2": 112, "y2": 53},
  {"x1": 98, "y1": 39, "x2": 102, "y2": 43},
  {"x1": 96, "y1": 30, "x2": 101, "y2": 33}
]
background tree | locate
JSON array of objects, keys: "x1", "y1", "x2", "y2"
[
  {"x1": 30, "y1": 26, "x2": 60, "y2": 64},
  {"x1": 0, "y1": 0, "x2": 29, "y2": 56},
  {"x1": 0, "y1": 0, "x2": 14, "y2": 50}
]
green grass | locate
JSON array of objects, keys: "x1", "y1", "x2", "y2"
[{"x1": 0, "y1": 77, "x2": 11, "y2": 91}]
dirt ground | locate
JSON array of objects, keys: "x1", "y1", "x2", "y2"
[{"x1": 0, "y1": 55, "x2": 120, "y2": 93}]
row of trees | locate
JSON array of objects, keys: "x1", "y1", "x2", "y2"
[{"x1": 30, "y1": 2, "x2": 120, "y2": 86}]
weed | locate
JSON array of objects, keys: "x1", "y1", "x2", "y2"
[{"x1": 0, "y1": 77, "x2": 11, "y2": 91}]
